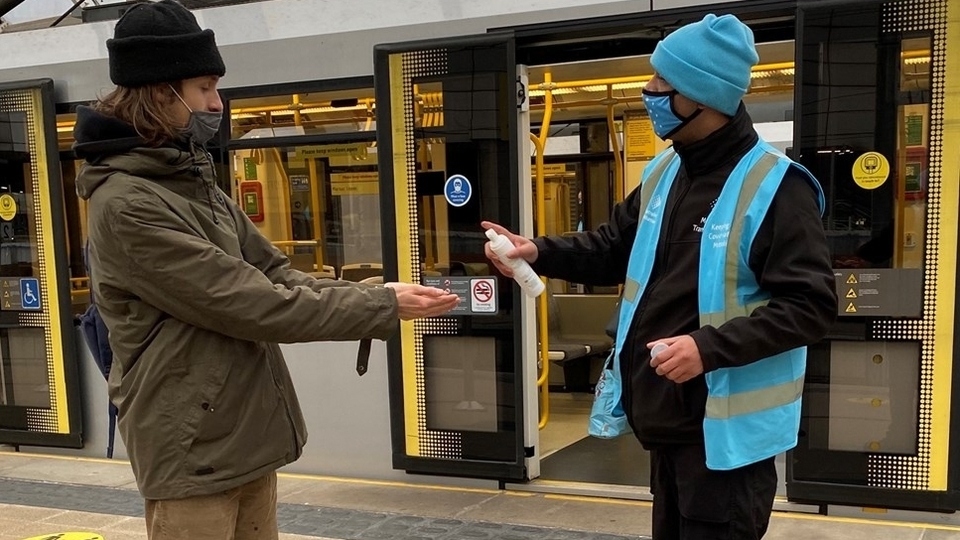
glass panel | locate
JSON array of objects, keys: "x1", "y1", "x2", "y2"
[
  {"x1": 55, "y1": 113, "x2": 91, "y2": 315},
  {"x1": 896, "y1": 37, "x2": 932, "y2": 271},
  {"x1": 229, "y1": 87, "x2": 375, "y2": 140},
  {"x1": 424, "y1": 336, "x2": 498, "y2": 433},
  {"x1": 1, "y1": 328, "x2": 49, "y2": 408},
  {"x1": 229, "y1": 143, "x2": 381, "y2": 277},
  {"x1": 803, "y1": 32, "x2": 932, "y2": 279},
  {"x1": 822, "y1": 341, "x2": 919, "y2": 455},
  {"x1": 0, "y1": 111, "x2": 38, "y2": 279}
]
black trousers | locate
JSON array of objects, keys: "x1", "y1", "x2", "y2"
[{"x1": 649, "y1": 444, "x2": 777, "y2": 540}]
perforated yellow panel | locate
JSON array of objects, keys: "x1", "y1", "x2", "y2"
[
  {"x1": 390, "y1": 50, "x2": 467, "y2": 460},
  {"x1": 0, "y1": 86, "x2": 69, "y2": 434}
]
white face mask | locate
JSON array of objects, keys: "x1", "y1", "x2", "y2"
[{"x1": 170, "y1": 85, "x2": 222, "y2": 145}]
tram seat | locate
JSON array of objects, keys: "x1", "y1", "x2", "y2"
[
  {"x1": 309, "y1": 269, "x2": 337, "y2": 280},
  {"x1": 341, "y1": 263, "x2": 383, "y2": 282},
  {"x1": 547, "y1": 293, "x2": 617, "y2": 363}
]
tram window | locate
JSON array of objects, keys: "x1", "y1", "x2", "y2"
[
  {"x1": 0, "y1": 112, "x2": 37, "y2": 276},
  {"x1": 803, "y1": 35, "x2": 932, "y2": 274},
  {"x1": 55, "y1": 113, "x2": 92, "y2": 315},
  {"x1": 229, "y1": 88, "x2": 376, "y2": 140},
  {"x1": 228, "y1": 143, "x2": 381, "y2": 278}
]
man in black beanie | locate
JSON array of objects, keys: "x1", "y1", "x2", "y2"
[{"x1": 73, "y1": 1, "x2": 459, "y2": 539}]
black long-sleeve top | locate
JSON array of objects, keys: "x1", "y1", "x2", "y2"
[{"x1": 531, "y1": 105, "x2": 837, "y2": 446}]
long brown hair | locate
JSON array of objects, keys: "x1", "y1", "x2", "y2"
[{"x1": 94, "y1": 82, "x2": 184, "y2": 146}]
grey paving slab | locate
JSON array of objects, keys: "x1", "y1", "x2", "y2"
[
  {"x1": 276, "y1": 480, "x2": 503, "y2": 519},
  {"x1": 0, "y1": 478, "x2": 643, "y2": 540},
  {"x1": 911, "y1": 528, "x2": 960, "y2": 539},
  {"x1": 764, "y1": 516, "x2": 925, "y2": 540},
  {"x1": 0, "y1": 454, "x2": 137, "y2": 489},
  {"x1": 449, "y1": 494, "x2": 651, "y2": 534}
]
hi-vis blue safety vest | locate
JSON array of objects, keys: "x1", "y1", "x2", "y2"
[{"x1": 617, "y1": 139, "x2": 825, "y2": 470}]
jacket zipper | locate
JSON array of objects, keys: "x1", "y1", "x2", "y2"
[
  {"x1": 192, "y1": 147, "x2": 222, "y2": 224},
  {"x1": 622, "y1": 174, "x2": 693, "y2": 416}
]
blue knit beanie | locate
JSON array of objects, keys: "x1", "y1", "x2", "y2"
[{"x1": 650, "y1": 14, "x2": 759, "y2": 116}]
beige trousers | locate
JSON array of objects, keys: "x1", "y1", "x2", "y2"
[{"x1": 145, "y1": 471, "x2": 279, "y2": 540}]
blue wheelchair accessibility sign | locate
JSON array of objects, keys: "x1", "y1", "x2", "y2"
[
  {"x1": 444, "y1": 174, "x2": 472, "y2": 207},
  {"x1": 20, "y1": 278, "x2": 40, "y2": 310}
]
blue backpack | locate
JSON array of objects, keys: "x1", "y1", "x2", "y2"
[{"x1": 78, "y1": 243, "x2": 117, "y2": 459}]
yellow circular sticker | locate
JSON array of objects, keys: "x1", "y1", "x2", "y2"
[
  {"x1": 0, "y1": 194, "x2": 17, "y2": 221},
  {"x1": 852, "y1": 152, "x2": 890, "y2": 190},
  {"x1": 21, "y1": 534, "x2": 104, "y2": 540}
]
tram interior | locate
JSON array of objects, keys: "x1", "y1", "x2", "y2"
[{"x1": 44, "y1": 32, "x2": 933, "y2": 487}]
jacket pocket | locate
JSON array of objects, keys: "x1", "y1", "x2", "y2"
[{"x1": 191, "y1": 363, "x2": 237, "y2": 444}]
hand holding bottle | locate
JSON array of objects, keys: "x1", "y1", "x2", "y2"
[
  {"x1": 481, "y1": 221, "x2": 539, "y2": 278},
  {"x1": 481, "y1": 222, "x2": 544, "y2": 298}
]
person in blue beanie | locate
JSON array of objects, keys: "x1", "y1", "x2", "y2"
[{"x1": 483, "y1": 13, "x2": 837, "y2": 539}]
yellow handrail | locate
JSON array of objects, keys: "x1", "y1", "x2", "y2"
[
  {"x1": 307, "y1": 157, "x2": 326, "y2": 270},
  {"x1": 531, "y1": 132, "x2": 551, "y2": 431},
  {"x1": 271, "y1": 240, "x2": 321, "y2": 247},
  {"x1": 534, "y1": 70, "x2": 554, "y2": 430},
  {"x1": 606, "y1": 85, "x2": 624, "y2": 203}
]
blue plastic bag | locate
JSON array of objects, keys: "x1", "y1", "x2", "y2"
[{"x1": 588, "y1": 350, "x2": 631, "y2": 439}]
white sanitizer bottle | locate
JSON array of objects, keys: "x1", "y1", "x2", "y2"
[{"x1": 485, "y1": 228, "x2": 546, "y2": 298}]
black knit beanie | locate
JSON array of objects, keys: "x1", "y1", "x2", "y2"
[{"x1": 107, "y1": 0, "x2": 226, "y2": 87}]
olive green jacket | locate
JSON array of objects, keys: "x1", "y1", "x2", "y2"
[{"x1": 77, "y1": 141, "x2": 398, "y2": 500}]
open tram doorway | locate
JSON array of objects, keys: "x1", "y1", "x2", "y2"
[{"x1": 519, "y1": 39, "x2": 798, "y2": 492}]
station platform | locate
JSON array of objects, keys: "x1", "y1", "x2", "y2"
[{"x1": 1, "y1": 451, "x2": 960, "y2": 539}]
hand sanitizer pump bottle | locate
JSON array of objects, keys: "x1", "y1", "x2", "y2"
[{"x1": 485, "y1": 229, "x2": 545, "y2": 298}]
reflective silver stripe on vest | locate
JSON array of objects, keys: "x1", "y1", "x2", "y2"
[
  {"x1": 623, "y1": 151, "x2": 676, "y2": 303},
  {"x1": 701, "y1": 152, "x2": 780, "y2": 328},
  {"x1": 703, "y1": 300, "x2": 769, "y2": 328},
  {"x1": 703, "y1": 151, "x2": 796, "y2": 420},
  {"x1": 705, "y1": 374, "x2": 804, "y2": 419}
]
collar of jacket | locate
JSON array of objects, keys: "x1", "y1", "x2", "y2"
[{"x1": 672, "y1": 103, "x2": 759, "y2": 177}]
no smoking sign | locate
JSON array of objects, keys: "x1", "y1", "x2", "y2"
[
  {"x1": 422, "y1": 276, "x2": 499, "y2": 316},
  {"x1": 470, "y1": 278, "x2": 497, "y2": 313}
]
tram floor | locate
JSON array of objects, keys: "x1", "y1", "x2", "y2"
[{"x1": 539, "y1": 391, "x2": 649, "y2": 486}]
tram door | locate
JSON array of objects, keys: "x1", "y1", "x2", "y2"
[
  {"x1": 373, "y1": 35, "x2": 542, "y2": 480},
  {"x1": 788, "y1": 0, "x2": 960, "y2": 511},
  {"x1": 0, "y1": 79, "x2": 82, "y2": 449}
]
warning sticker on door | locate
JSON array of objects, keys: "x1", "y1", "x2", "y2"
[
  {"x1": 470, "y1": 278, "x2": 497, "y2": 313},
  {"x1": 423, "y1": 276, "x2": 498, "y2": 316}
]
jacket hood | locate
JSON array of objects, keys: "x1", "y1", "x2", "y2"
[
  {"x1": 73, "y1": 105, "x2": 144, "y2": 160},
  {"x1": 74, "y1": 106, "x2": 196, "y2": 200}
]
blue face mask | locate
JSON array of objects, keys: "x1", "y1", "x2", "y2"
[{"x1": 641, "y1": 89, "x2": 703, "y2": 140}]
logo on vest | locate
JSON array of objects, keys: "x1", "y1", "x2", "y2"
[
  {"x1": 709, "y1": 222, "x2": 731, "y2": 249},
  {"x1": 692, "y1": 198, "x2": 719, "y2": 234},
  {"x1": 642, "y1": 194, "x2": 664, "y2": 225}
]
